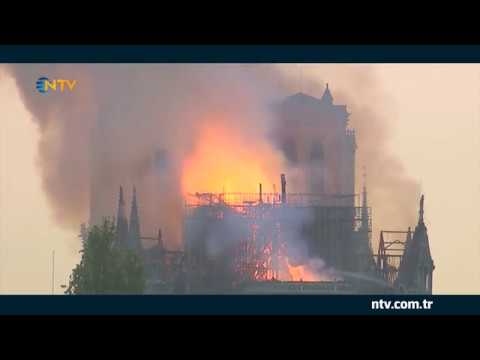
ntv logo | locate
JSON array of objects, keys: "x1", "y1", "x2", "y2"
[{"x1": 36, "y1": 77, "x2": 77, "y2": 94}]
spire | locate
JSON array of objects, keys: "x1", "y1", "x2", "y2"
[
  {"x1": 128, "y1": 186, "x2": 141, "y2": 251},
  {"x1": 361, "y1": 167, "x2": 369, "y2": 231},
  {"x1": 116, "y1": 186, "x2": 126, "y2": 223},
  {"x1": 362, "y1": 170, "x2": 368, "y2": 209},
  {"x1": 321, "y1": 83, "x2": 333, "y2": 104},
  {"x1": 116, "y1": 186, "x2": 129, "y2": 247},
  {"x1": 418, "y1": 194, "x2": 424, "y2": 224},
  {"x1": 396, "y1": 195, "x2": 434, "y2": 294}
]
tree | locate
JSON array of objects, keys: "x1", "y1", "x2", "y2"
[{"x1": 65, "y1": 219, "x2": 145, "y2": 294}]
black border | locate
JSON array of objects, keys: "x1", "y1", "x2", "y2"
[{"x1": 2, "y1": 22, "x2": 480, "y2": 45}]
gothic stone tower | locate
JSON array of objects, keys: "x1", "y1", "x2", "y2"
[
  {"x1": 271, "y1": 85, "x2": 363, "y2": 272},
  {"x1": 272, "y1": 85, "x2": 356, "y2": 206}
]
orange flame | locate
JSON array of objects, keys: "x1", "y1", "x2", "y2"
[
  {"x1": 182, "y1": 122, "x2": 283, "y2": 202},
  {"x1": 286, "y1": 261, "x2": 321, "y2": 282},
  {"x1": 181, "y1": 119, "x2": 337, "y2": 284},
  {"x1": 283, "y1": 258, "x2": 339, "y2": 282}
]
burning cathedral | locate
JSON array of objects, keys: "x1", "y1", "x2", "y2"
[{"x1": 84, "y1": 85, "x2": 435, "y2": 295}]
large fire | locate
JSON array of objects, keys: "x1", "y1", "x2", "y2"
[
  {"x1": 182, "y1": 123, "x2": 283, "y2": 202},
  {"x1": 181, "y1": 120, "x2": 337, "y2": 284}
]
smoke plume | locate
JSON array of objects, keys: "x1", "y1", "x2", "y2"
[
  {"x1": 4, "y1": 64, "x2": 420, "y2": 252},
  {"x1": 270, "y1": 64, "x2": 421, "y2": 248}
]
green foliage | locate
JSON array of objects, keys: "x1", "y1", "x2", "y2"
[{"x1": 65, "y1": 219, "x2": 145, "y2": 294}]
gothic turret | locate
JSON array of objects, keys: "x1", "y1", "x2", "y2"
[
  {"x1": 396, "y1": 195, "x2": 435, "y2": 294},
  {"x1": 128, "y1": 186, "x2": 142, "y2": 252},
  {"x1": 353, "y1": 169, "x2": 375, "y2": 274},
  {"x1": 321, "y1": 83, "x2": 333, "y2": 104},
  {"x1": 360, "y1": 170, "x2": 369, "y2": 232},
  {"x1": 116, "y1": 186, "x2": 129, "y2": 247}
]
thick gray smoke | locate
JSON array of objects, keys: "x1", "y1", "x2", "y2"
[
  {"x1": 4, "y1": 64, "x2": 420, "y2": 253},
  {"x1": 270, "y1": 64, "x2": 421, "y2": 249},
  {"x1": 5, "y1": 65, "x2": 284, "y2": 247}
]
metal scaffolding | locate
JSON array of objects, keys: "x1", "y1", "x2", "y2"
[
  {"x1": 374, "y1": 230, "x2": 408, "y2": 285},
  {"x1": 183, "y1": 190, "x2": 370, "y2": 288}
]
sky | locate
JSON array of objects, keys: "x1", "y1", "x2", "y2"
[
  {"x1": 375, "y1": 64, "x2": 480, "y2": 294},
  {"x1": 0, "y1": 64, "x2": 479, "y2": 294},
  {"x1": 0, "y1": 72, "x2": 80, "y2": 294}
]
